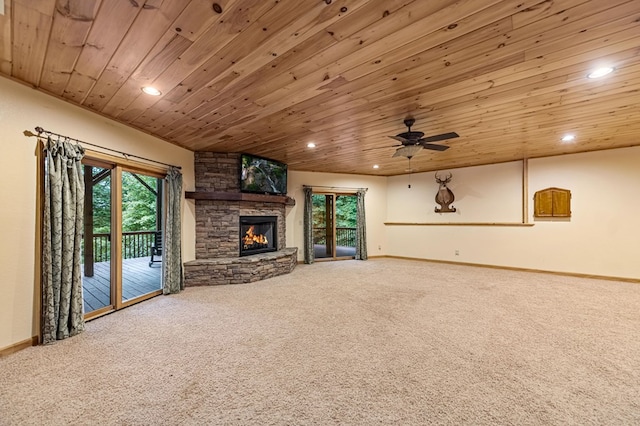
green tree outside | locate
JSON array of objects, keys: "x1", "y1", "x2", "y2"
[
  {"x1": 121, "y1": 172, "x2": 158, "y2": 232},
  {"x1": 90, "y1": 171, "x2": 158, "y2": 232},
  {"x1": 335, "y1": 195, "x2": 357, "y2": 228},
  {"x1": 92, "y1": 175, "x2": 111, "y2": 233}
]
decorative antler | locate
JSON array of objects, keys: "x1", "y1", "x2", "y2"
[{"x1": 435, "y1": 172, "x2": 452, "y2": 185}]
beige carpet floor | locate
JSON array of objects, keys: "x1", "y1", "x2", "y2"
[{"x1": 1, "y1": 258, "x2": 639, "y2": 425}]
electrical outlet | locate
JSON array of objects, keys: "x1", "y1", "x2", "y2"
[
  {"x1": 455, "y1": 250, "x2": 459, "y2": 256},
  {"x1": 378, "y1": 245, "x2": 381, "y2": 250}
]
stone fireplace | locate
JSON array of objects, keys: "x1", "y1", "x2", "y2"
[{"x1": 183, "y1": 153, "x2": 297, "y2": 286}]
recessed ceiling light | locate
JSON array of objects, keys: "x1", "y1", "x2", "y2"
[
  {"x1": 587, "y1": 67, "x2": 614, "y2": 79},
  {"x1": 561, "y1": 134, "x2": 576, "y2": 142},
  {"x1": 373, "y1": 164, "x2": 380, "y2": 169},
  {"x1": 307, "y1": 142, "x2": 316, "y2": 148},
  {"x1": 141, "y1": 86, "x2": 162, "y2": 96}
]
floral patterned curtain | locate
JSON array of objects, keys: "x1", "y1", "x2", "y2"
[
  {"x1": 355, "y1": 189, "x2": 368, "y2": 260},
  {"x1": 162, "y1": 167, "x2": 184, "y2": 294},
  {"x1": 303, "y1": 187, "x2": 314, "y2": 264},
  {"x1": 42, "y1": 137, "x2": 85, "y2": 344}
]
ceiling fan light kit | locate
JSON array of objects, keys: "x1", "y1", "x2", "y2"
[
  {"x1": 393, "y1": 145, "x2": 423, "y2": 158},
  {"x1": 389, "y1": 117, "x2": 459, "y2": 159}
]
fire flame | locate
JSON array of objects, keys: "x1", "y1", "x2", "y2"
[{"x1": 243, "y1": 225, "x2": 268, "y2": 248}]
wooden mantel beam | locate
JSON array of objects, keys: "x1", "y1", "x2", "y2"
[{"x1": 185, "y1": 191, "x2": 295, "y2": 206}]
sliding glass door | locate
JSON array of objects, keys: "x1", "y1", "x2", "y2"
[
  {"x1": 82, "y1": 160, "x2": 164, "y2": 319},
  {"x1": 121, "y1": 171, "x2": 163, "y2": 303},
  {"x1": 82, "y1": 161, "x2": 113, "y2": 315},
  {"x1": 312, "y1": 193, "x2": 357, "y2": 260}
]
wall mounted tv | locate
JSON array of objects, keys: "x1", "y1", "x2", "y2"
[{"x1": 240, "y1": 154, "x2": 288, "y2": 195}]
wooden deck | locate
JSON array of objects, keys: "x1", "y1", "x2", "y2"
[
  {"x1": 82, "y1": 257, "x2": 162, "y2": 313},
  {"x1": 314, "y1": 245, "x2": 356, "y2": 259}
]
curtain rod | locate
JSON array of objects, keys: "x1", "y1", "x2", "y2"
[
  {"x1": 303, "y1": 185, "x2": 368, "y2": 191},
  {"x1": 31, "y1": 126, "x2": 182, "y2": 170}
]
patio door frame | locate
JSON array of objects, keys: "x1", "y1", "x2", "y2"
[
  {"x1": 83, "y1": 151, "x2": 166, "y2": 320},
  {"x1": 313, "y1": 191, "x2": 356, "y2": 261}
]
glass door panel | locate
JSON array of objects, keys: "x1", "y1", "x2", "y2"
[
  {"x1": 312, "y1": 194, "x2": 334, "y2": 259},
  {"x1": 82, "y1": 164, "x2": 113, "y2": 314},
  {"x1": 335, "y1": 195, "x2": 357, "y2": 258},
  {"x1": 121, "y1": 171, "x2": 162, "y2": 302}
]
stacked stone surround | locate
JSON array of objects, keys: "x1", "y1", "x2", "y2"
[
  {"x1": 195, "y1": 201, "x2": 286, "y2": 258},
  {"x1": 184, "y1": 152, "x2": 297, "y2": 286},
  {"x1": 195, "y1": 152, "x2": 240, "y2": 192}
]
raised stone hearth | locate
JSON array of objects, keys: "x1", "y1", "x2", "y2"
[
  {"x1": 184, "y1": 248, "x2": 297, "y2": 286},
  {"x1": 183, "y1": 152, "x2": 297, "y2": 286}
]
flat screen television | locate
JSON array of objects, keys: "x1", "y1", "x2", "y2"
[{"x1": 240, "y1": 153, "x2": 288, "y2": 195}]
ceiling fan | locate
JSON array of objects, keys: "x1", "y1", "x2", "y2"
[{"x1": 389, "y1": 117, "x2": 459, "y2": 158}]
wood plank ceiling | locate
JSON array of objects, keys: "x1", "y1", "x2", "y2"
[{"x1": 1, "y1": 0, "x2": 639, "y2": 175}]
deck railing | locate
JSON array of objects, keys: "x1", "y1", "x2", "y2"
[
  {"x1": 312, "y1": 227, "x2": 356, "y2": 246},
  {"x1": 90, "y1": 231, "x2": 157, "y2": 262}
]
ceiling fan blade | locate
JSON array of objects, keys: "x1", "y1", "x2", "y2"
[
  {"x1": 422, "y1": 143, "x2": 450, "y2": 151},
  {"x1": 419, "y1": 132, "x2": 459, "y2": 143},
  {"x1": 389, "y1": 135, "x2": 410, "y2": 143},
  {"x1": 362, "y1": 144, "x2": 402, "y2": 152}
]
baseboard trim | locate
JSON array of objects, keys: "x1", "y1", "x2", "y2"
[
  {"x1": 0, "y1": 336, "x2": 38, "y2": 357},
  {"x1": 382, "y1": 256, "x2": 640, "y2": 284}
]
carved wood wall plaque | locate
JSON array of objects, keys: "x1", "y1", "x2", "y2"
[{"x1": 434, "y1": 172, "x2": 456, "y2": 213}]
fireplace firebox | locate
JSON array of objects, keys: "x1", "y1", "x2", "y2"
[{"x1": 239, "y1": 216, "x2": 277, "y2": 256}]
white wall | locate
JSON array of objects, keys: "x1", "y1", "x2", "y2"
[
  {"x1": 286, "y1": 171, "x2": 388, "y2": 260},
  {"x1": 385, "y1": 148, "x2": 640, "y2": 279},
  {"x1": 387, "y1": 161, "x2": 523, "y2": 223},
  {"x1": 0, "y1": 77, "x2": 195, "y2": 351}
]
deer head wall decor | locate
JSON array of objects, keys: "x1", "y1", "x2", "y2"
[{"x1": 434, "y1": 172, "x2": 456, "y2": 213}]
